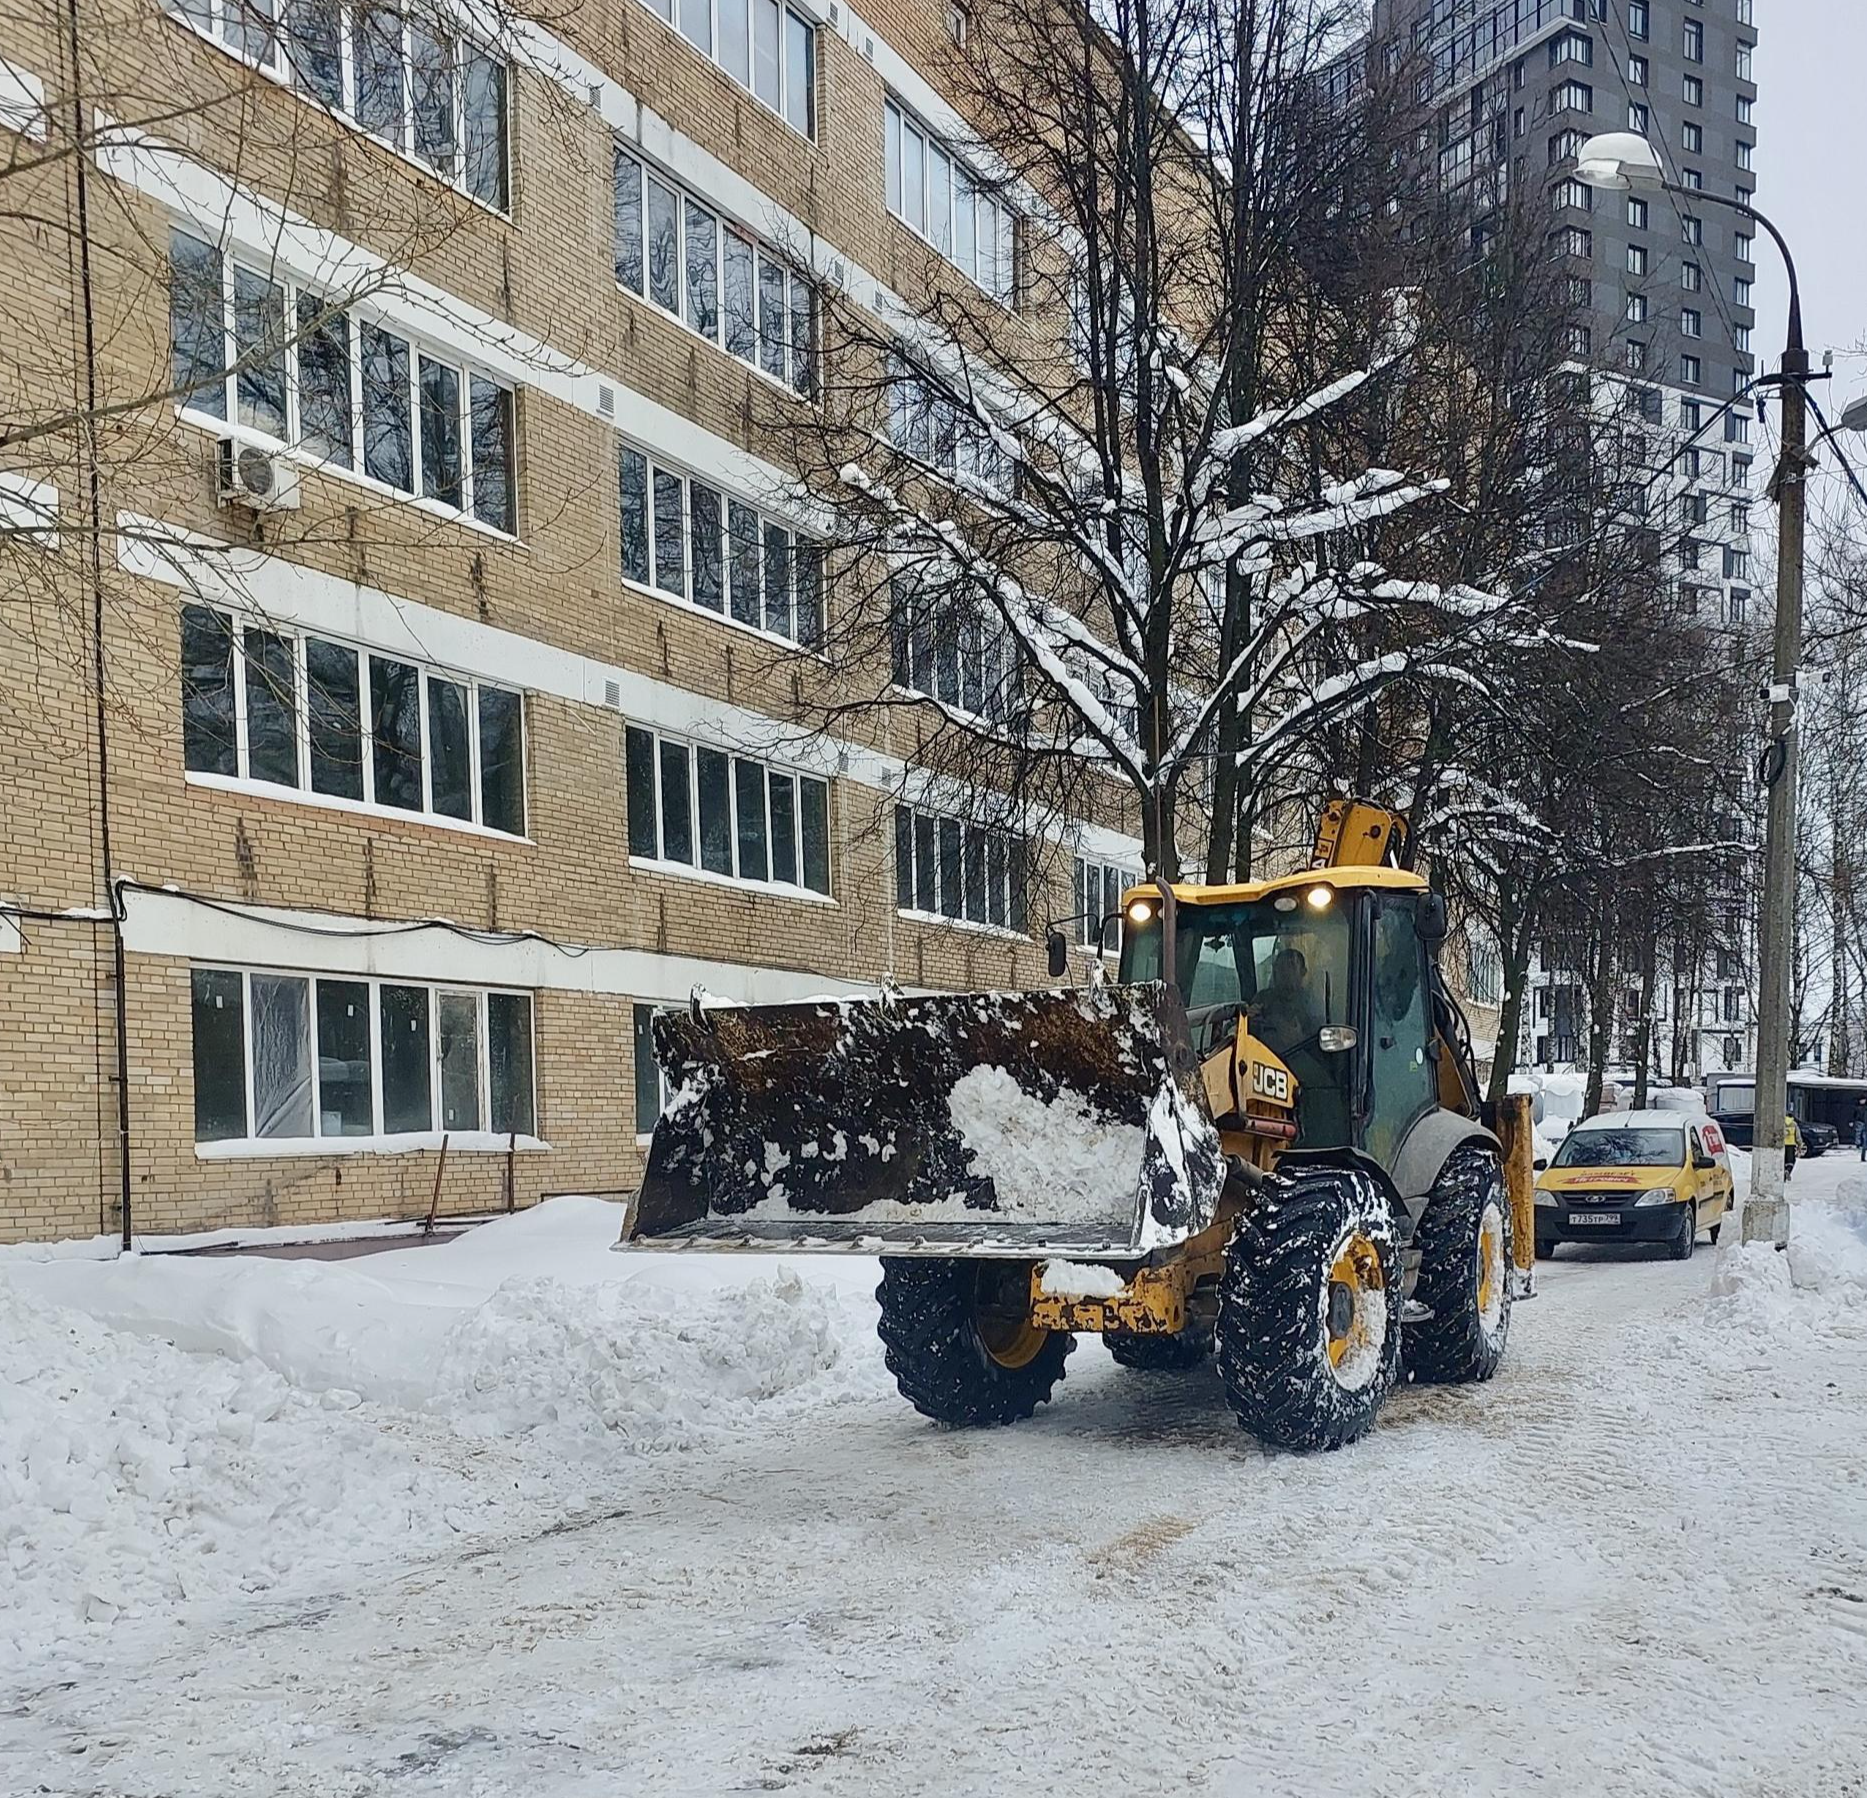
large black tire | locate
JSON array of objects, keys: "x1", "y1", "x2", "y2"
[
  {"x1": 1105, "y1": 1325, "x2": 1212, "y2": 1371},
  {"x1": 1406, "y1": 1146, "x2": 1513, "y2": 1385},
  {"x1": 1214, "y1": 1165, "x2": 1402, "y2": 1452},
  {"x1": 875, "y1": 1259, "x2": 1073, "y2": 1426},
  {"x1": 1667, "y1": 1204, "x2": 1696, "y2": 1261}
]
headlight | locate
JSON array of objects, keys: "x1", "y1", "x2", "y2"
[
  {"x1": 1534, "y1": 1189, "x2": 1560, "y2": 1207},
  {"x1": 1632, "y1": 1188, "x2": 1680, "y2": 1207}
]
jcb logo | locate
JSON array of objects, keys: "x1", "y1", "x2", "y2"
[{"x1": 1250, "y1": 1063, "x2": 1291, "y2": 1104}]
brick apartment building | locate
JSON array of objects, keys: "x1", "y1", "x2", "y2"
[{"x1": 0, "y1": 0, "x2": 1148, "y2": 1241}]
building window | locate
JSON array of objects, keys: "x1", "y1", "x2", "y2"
[
  {"x1": 1680, "y1": 353, "x2": 1701, "y2": 384},
  {"x1": 1679, "y1": 537, "x2": 1702, "y2": 570},
  {"x1": 1730, "y1": 501, "x2": 1749, "y2": 533},
  {"x1": 884, "y1": 100, "x2": 1017, "y2": 305},
  {"x1": 1682, "y1": 214, "x2": 1703, "y2": 245},
  {"x1": 632, "y1": 1004, "x2": 671, "y2": 1133},
  {"x1": 1723, "y1": 545, "x2": 1749, "y2": 580},
  {"x1": 893, "y1": 802, "x2": 1026, "y2": 932},
  {"x1": 1625, "y1": 244, "x2": 1647, "y2": 275},
  {"x1": 1681, "y1": 121, "x2": 1702, "y2": 152},
  {"x1": 1554, "y1": 178, "x2": 1592, "y2": 212},
  {"x1": 1683, "y1": 491, "x2": 1709, "y2": 526},
  {"x1": 1466, "y1": 933, "x2": 1504, "y2": 1006},
  {"x1": 628, "y1": 0, "x2": 813, "y2": 133},
  {"x1": 164, "y1": 0, "x2": 510, "y2": 208},
  {"x1": 1625, "y1": 339, "x2": 1647, "y2": 372},
  {"x1": 1683, "y1": 19, "x2": 1704, "y2": 61},
  {"x1": 1681, "y1": 583, "x2": 1709, "y2": 613},
  {"x1": 1681, "y1": 167, "x2": 1703, "y2": 191},
  {"x1": 613, "y1": 150, "x2": 815, "y2": 397},
  {"x1": 1680, "y1": 397, "x2": 1702, "y2": 429},
  {"x1": 168, "y1": 231, "x2": 516, "y2": 531},
  {"x1": 1733, "y1": 323, "x2": 1752, "y2": 354},
  {"x1": 1551, "y1": 225, "x2": 1592, "y2": 259},
  {"x1": 179, "y1": 604, "x2": 526, "y2": 834},
  {"x1": 887, "y1": 357, "x2": 1016, "y2": 493},
  {"x1": 1683, "y1": 74, "x2": 1703, "y2": 105},
  {"x1": 1549, "y1": 31, "x2": 1592, "y2": 67},
  {"x1": 1736, "y1": 95, "x2": 1752, "y2": 125},
  {"x1": 1627, "y1": 0, "x2": 1649, "y2": 37},
  {"x1": 1626, "y1": 196, "x2": 1648, "y2": 228},
  {"x1": 889, "y1": 575, "x2": 1022, "y2": 723},
  {"x1": 1565, "y1": 323, "x2": 1592, "y2": 356},
  {"x1": 1075, "y1": 857, "x2": 1140, "y2": 950},
  {"x1": 1682, "y1": 307, "x2": 1702, "y2": 338},
  {"x1": 1624, "y1": 291, "x2": 1647, "y2": 324},
  {"x1": 1551, "y1": 80, "x2": 1592, "y2": 114},
  {"x1": 618, "y1": 447, "x2": 823, "y2": 648},
  {"x1": 1681, "y1": 261, "x2": 1702, "y2": 292},
  {"x1": 1626, "y1": 53, "x2": 1647, "y2": 85},
  {"x1": 625, "y1": 726, "x2": 831, "y2": 894},
  {"x1": 1726, "y1": 588, "x2": 1749, "y2": 627},
  {"x1": 1731, "y1": 454, "x2": 1751, "y2": 487},
  {"x1": 1733, "y1": 276, "x2": 1752, "y2": 307},
  {"x1": 190, "y1": 967, "x2": 535, "y2": 1144},
  {"x1": 1549, "y1": 128, "x2": 1586, "y2": 165},
  {"x1": 1627, "y1": 100, "x2": 1649, "y2": 132},
  {"x1": 1737, "y1": 0, "x2": 1752, "y2": 23},
  {"x1": 1735, "y1": 40, "x2": 1752, "y2": 80}
]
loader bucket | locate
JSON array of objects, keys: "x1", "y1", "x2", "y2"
[{"x1": 624, "y1": 983, "x2": 1225, "y2": 1258}]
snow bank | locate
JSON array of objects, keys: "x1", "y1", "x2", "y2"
[
  {"x1": 948, "y1": 1065, "x2": 1142, "y2": 1220},
  {"x1": 0, "y1": 1199, "x2": 880, "y2": 1663},
  {"x1": 1704, "y1": 1203, "x2": 1867, "y2": 1348}
]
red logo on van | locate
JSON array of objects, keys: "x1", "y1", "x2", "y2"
[{"x1": 1701, "y1": 1122, "x2": 1725, "y2": 1154}]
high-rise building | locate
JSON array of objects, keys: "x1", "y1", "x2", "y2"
[{"x1": 1331, "y1": 0, "x2": 1763, "y2": 1080}]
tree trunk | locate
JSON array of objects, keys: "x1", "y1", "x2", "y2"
[
  {"x1": 1632, "y1": 928, "x2": 1657, "y2": 1108},
  {"x1": 1485, "y1": 893, "x2": 1534, "y2": 1107},
  {"x1": 1582, "y1": 913, "x2": 1614, "y2": 1118}
]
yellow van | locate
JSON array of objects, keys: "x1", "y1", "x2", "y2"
[{"x1": 1533, "y1": 1110, "x2": 1735, "y2": 1262}]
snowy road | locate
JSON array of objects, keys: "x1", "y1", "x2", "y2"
[{"x1": 7, "y1": 1157, "x2": 1867, "y2": 1796}]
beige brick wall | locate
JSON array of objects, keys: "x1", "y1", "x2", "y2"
[{"x1": 0, "y1": 0, "x2": 1116, "y2": 1241}]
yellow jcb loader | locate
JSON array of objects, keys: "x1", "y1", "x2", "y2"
[{"x1": 622, "y1": 800, "x2": 1535, "y2": 1451}]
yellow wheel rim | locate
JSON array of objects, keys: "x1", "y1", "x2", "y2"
[
  {"x1": 1325, "y1": 1232, "x2": 1386, "y2": 1379},
  {"x1": 975, "y1": 1265, "x2": 1048, "y2": 1370}
]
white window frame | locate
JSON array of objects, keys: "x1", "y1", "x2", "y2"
[
  {"x1": 190, "y1": 965, "x2": 538, "y2": 1152},
  {"x1": 161, "y1": 0, "x2": 510, "y2": 212},
  {"x1": 617, "y1": 444, "x2": 825, "y2": 650},
  {"x1": 180, "y1": 602, "x2": 529, "y2": 838},
  {"x1": 894, "y1": 801, "x2": 1027, "y2": 936},
  {"x1": 1073, "y1": 855, "x2": 1140, "y2": 951},
  {"x1": 624, "y1": 724, "x2": 834, "y2": 899},
  {"x1": 888, "y1": 573, "x2": 1022, "y2": 725},
  {"x1": 169, "y1": 230, "x2": 519, "y2": 537},
  {"x1": 627, "y1": 0, "x2": 815, "y2": 136},
  {"x1": 884, "y1": 98, "x2": 1017, "y2": 306},
  {"x1": 612, "y1": 146, "x2": 816, "y2": 399}
]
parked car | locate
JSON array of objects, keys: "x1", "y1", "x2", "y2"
[
  {"x1": 1534, "y1": 1111, "x2": 1735, "y2": 1261},
  {"x1": 1801, "y1": 1120, "x2": 1838, "y2": 1158}
]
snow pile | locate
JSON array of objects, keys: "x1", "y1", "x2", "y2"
[
  {"x1": 1039, "y1": 1259, "x2": 1129, "y2": 1298},
  {"x1": 0, "y1": 1279, "x2": 501, "y2": 1661},
  {"x1": 1704, "y1": 1203, "x2": 1867, "y2": 1348},
  {"x1": 0, "y1": 1200, "x2": 881, "y2": 1662},
  {"x1": 431, "y1": 1268, "x2": 856, "y2": 1454},
  {"x1": 948, "y1": 1065, "x2": 1142, "y2": 1219}
]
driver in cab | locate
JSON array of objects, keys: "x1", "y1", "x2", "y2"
[{"x1": 1249, "y1": 946, "x2": 1322, "y2": 1059}]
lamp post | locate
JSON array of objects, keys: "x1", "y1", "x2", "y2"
[{"x1": 1575, "y1": 132, "x2": 1808, "y2": 1246}]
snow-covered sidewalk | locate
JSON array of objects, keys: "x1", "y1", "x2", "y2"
[{"x1": 6, "y1": 1158, "x2": 1867, "y2": 1795}]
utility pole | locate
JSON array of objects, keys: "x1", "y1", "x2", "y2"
[{"x1": 1744, "y1": 319, "x2": 1811, "y2": 1247}]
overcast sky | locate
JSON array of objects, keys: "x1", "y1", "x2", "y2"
[{"x1": 1752, "y1": 2, "x2": 1867, "y2": 444}]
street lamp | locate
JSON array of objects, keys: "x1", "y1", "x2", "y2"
[{"x1": 1576, "y1": 132, "x2": 1809, "y2": 1248}]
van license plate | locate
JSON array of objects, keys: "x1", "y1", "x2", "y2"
[{"x1": 1568, "y1": 1211, "x2": 1619, "y2": 1225}]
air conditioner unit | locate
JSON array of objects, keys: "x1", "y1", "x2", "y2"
[{"x1": 217, "y1": 441, "x2": 301, "y2": 512}]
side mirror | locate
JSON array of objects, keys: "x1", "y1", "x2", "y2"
[
  {"x1": 1533, "y1": 1156, "x2": 1548, "y2": 1172},
  {"x1": 1416, "y1": 891, "x2": 1448, "y2": 945},
  {"x1": 1045, "y1": 929, "x2": 1069, "y2": 979}
]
